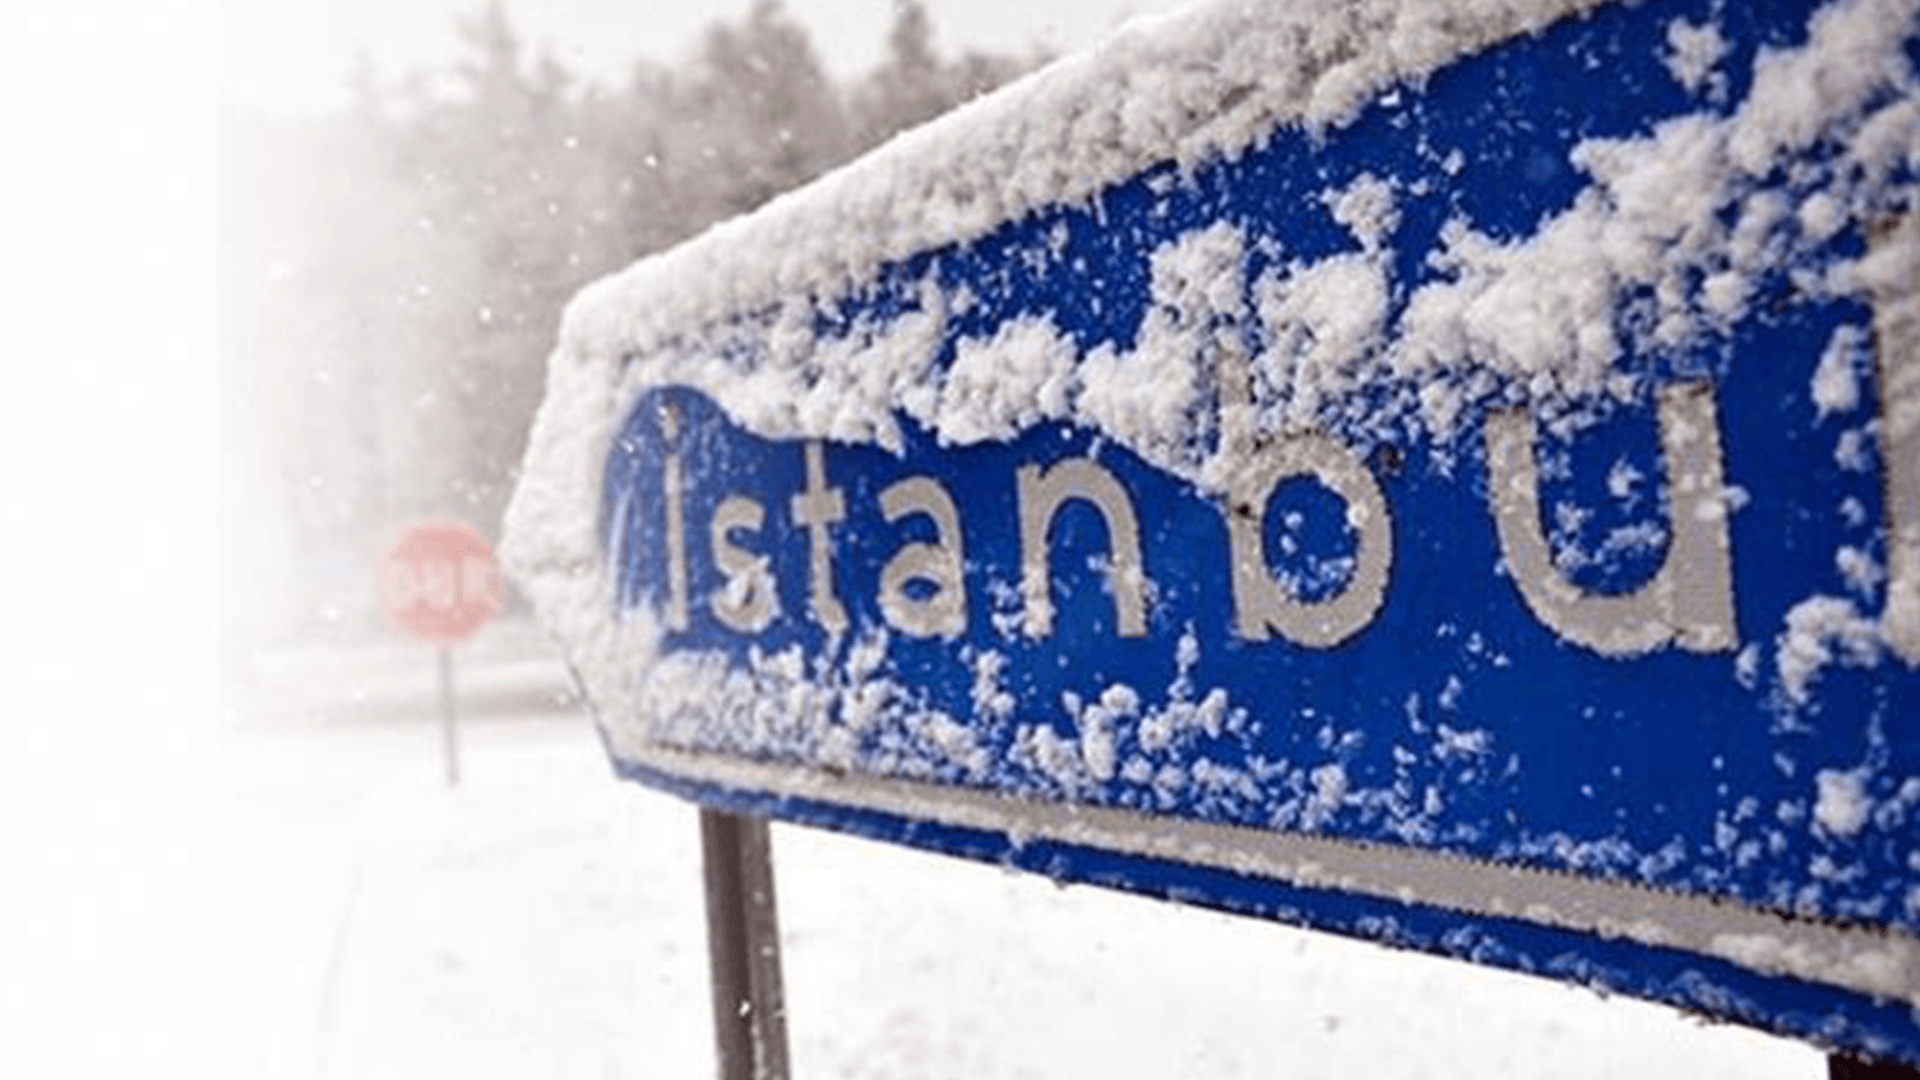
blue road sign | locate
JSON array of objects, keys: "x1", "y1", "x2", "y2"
[{"x1": 509, "y1": 0, "x2": 1920, "y2": 1063}]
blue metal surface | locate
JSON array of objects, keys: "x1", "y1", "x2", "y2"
[{"x1": 580, "y1": 0, "x2": 1920, "y2": 1063}]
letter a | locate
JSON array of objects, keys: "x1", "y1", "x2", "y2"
[{"x1": 878, "y1": 477, "x2": 968, "y2": 638}]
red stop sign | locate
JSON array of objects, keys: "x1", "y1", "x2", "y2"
[{"x1": 380, "y1": 521, "x2": 503, "y2": 643}]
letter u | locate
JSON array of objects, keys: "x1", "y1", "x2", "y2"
[{"x1": 1485, "y1": 382, "x2": 1737, "y2": 657}]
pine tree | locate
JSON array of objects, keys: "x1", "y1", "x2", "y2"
[
  {"x1": 686, "y1": 0, "x2": 851, "y2": 216},
  {"x1": 219, "y1": 0, "x2": 1037, "y2": 640},
  {"x1": 853, "y1": 0, "x2": 953, "y2": 148}
]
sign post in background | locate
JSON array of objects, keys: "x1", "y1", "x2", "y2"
[{"x1": 379, "y1": 521, "x2": 503, "y2": 786}]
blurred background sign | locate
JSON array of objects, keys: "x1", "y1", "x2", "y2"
[{"x1": 380, "y1": 521, "x2": 502, "y2": 644}]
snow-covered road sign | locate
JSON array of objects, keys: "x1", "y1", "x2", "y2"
[{"x1": 507, "y1": 0, "x2": 1920, "y2": 1064}]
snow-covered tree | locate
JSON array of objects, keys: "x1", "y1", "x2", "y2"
[
  {"x1": 852, "y1": 0, "x2": 1035, "y2": 151},
  {"x1": 682, "y1": 0, "x2": 852, "y2": 216},
  {"x1": 220, "y1": 0, "x2": 1034, "y2": 641}
]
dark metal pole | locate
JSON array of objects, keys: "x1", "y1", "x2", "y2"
[
  {"x1": 738, "y1": 814, "x2": 790, "y2": 1080},
  {"x1": 437, "y1": 646, "x2": 460, "y2": 787},
  {"x1": 700, "y1": 808, "x2": 790, "y2": 1080},
  {"x1": 1831, "y1": 1055, "x2": 1920, "y2": 1079}
]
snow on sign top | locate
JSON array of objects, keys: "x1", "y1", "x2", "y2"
[{"x1": 506, "y1": 0, "x2": 1920, "y2": 1065}]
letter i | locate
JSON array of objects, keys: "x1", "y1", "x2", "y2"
[
  {"x1": 1873, "y1": 215, "x2": 1919, "y2": 663},
  {"x1": 661, "y1": 401, "x2": 690, "y2": 632}
]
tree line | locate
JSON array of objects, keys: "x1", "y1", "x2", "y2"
[{"x1": 220, "y1": 0, "x2": 1037, "y2": 642}]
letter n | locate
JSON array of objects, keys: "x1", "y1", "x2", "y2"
[{"x1": 1017, "y1": 459, "x2": 1148, "y2": 638}]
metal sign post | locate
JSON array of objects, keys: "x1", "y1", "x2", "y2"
[
  {"x1": 437, "y1": 645, "x2": 461, "y2": 787},
  {"x1": 700, "y1": 809, "x2": 789, "y2": 1080},
  {"x1": 378, "y1": 520, "x2": 501, "y2": 788},
  {"x1": 1832, "y1": 1056, "x2": 1920, "y2": 1079}
]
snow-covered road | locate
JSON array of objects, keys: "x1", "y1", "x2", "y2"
[{"x1": 206, "y1": 647, "x2": 1825, "y2": 1080}]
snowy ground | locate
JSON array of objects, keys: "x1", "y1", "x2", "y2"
[{"x1": 68, "y1": 623, "x2": 1828, "y2": 1079}]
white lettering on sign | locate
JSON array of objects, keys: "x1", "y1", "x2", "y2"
[
  {"x1": 792, "y1": 441, "x2": 850, "y2": 636},
  {"x1": 383, "y1": 555, "x2": 497, "y2": 611},
  {"x1": 651, "y1": 411, "x2": 1736, "y2": 652},
  {"x1": 1873, "y1": 214, "x2": 1919, "y2": 665},
  {"x1": 461, "y1": 556, "x2": 497, "y2": 606},
  {"x1": 878, "y1": 477, "x2": 968, "y2": 638},
  {"x1": 710, "y1": 496, "x2": 776, "y2": 633},
  {"x1": 1017, "y1": 458, "x2": 1150, "y2": 639},
  {"x1": 660, "y1": 402, "x2": 691, "y2": 633},
  {"x1": 642, "y1": 296, "x2": 1919, "y2": 659},
  {"x1": 1217, "y1": 348, "x2": 1392, "y2": 648},
  {"x1": 1225, "y1": 431, "x2": 1393, "y2": 648},
  {"x1": 1486, "y1": 381, "x2": 1738, "y2": 657}
]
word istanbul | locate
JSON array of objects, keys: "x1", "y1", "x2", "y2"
[{"x1": 637, "y1": 376, "x2": 1888, "y2": 661}]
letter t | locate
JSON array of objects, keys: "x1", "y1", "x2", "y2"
[{"x1": 791, "y1": 441, "x2": 850, "y2": 635}]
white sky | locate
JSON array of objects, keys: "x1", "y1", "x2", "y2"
[{"x1": 222, "y1": 0, "x2": 1195, "y2": 114}]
